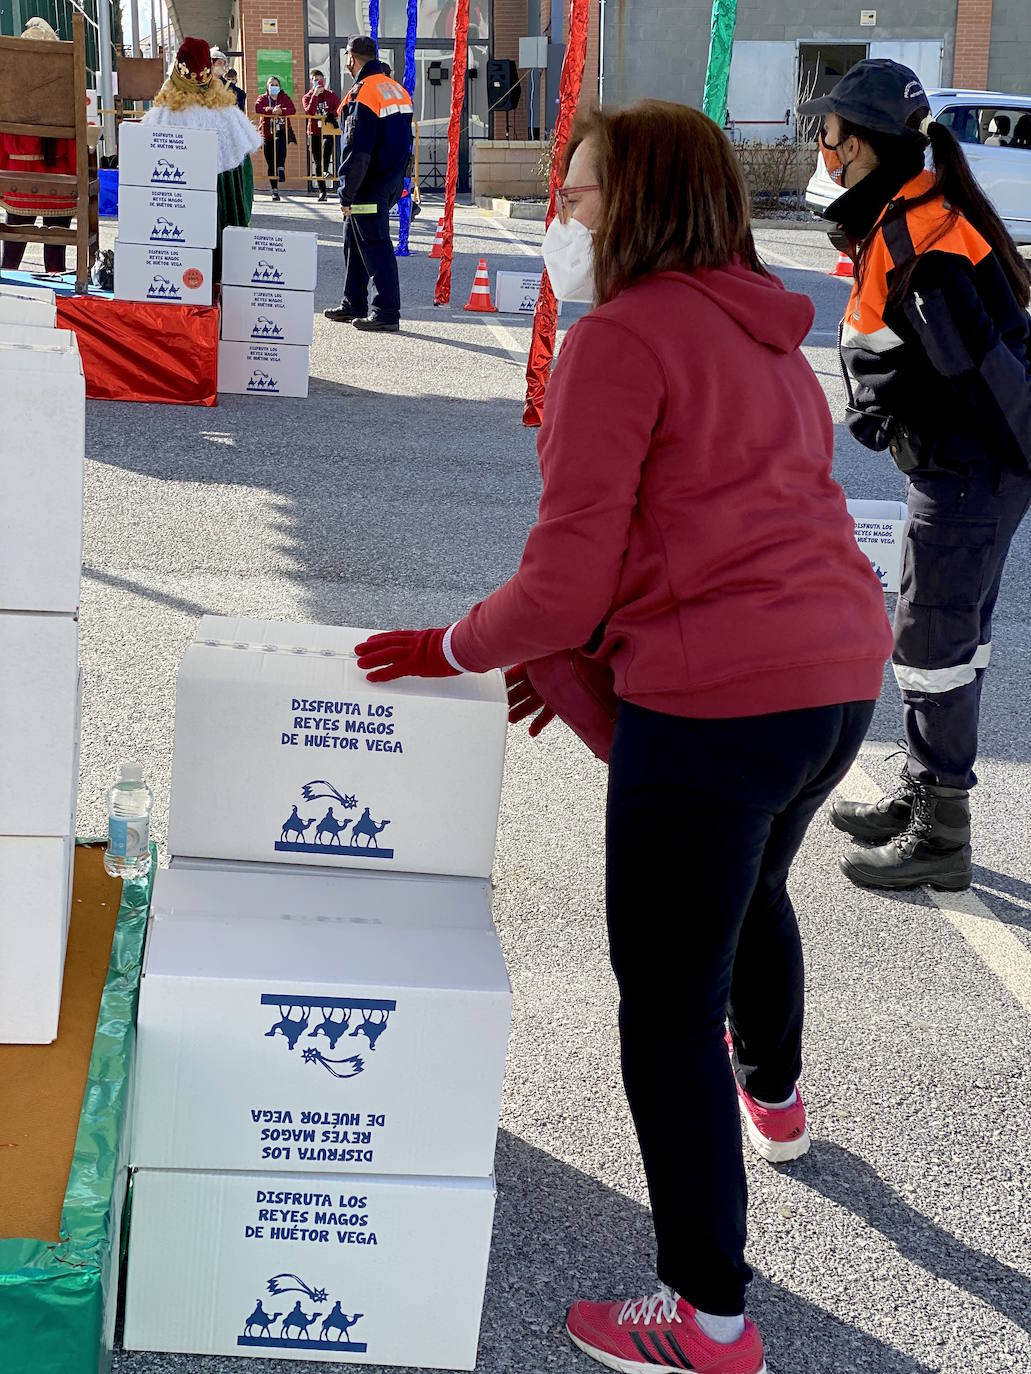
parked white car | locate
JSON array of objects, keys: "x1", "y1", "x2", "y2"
[{"x1": 805, "y1": 89, "x2": 1031, "y2": 245}]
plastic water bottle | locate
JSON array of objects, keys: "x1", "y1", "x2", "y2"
[{"x1": 104, "y1": 760, "x2": 153, "y2": 880}]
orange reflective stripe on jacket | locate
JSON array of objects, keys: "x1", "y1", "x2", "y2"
[
  {"x1": 342, "y1": 72, "x2": 413, "y2": 119},
  {"x1": 844, "y1": 170, "x2": 992, "y2": 355}
]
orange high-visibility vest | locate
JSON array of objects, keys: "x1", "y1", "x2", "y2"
[
  {"x1": 341, "y1": 72, "x2": 413, "y2": 120},
  {"x1": 843, "y1": 169, "x2": 992, "y2": 358}
]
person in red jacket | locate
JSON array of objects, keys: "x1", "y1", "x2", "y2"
[
  {"x1": 357, "y1": 102, "x2": 892, "y2": 1374},
  {"x1": 302, "y1": 70, "x2": 340, "y2": 201},
  {"x1": 255, "y1": 76, "x2": 296, "y2": 201},
  {"x1": 0, "y1": 18, "x2": 77, "y2": 275}
]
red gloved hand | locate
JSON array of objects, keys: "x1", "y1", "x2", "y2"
[
  {"x1": 355, "y1": 628, "x2": 459, "y2": 683},
  {"x1": 505, "y1": 664, "x2": 555, "y2": 738}
]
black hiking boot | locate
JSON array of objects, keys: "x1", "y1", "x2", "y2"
[
  {"x1": 839, "y1": 782, "x2": 972, "y2": 892},
  {"x1": 831, "y1": 766, "x2": 916, "y2": 842}
]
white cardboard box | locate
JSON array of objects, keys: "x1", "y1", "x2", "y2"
[
  {"x1": 124, "y1": 1168, "x2": 495, "y2": 1368},
  {"x1": 0, "y1": 293, "x2": 57, "y2": 327},
  {"x1": 167, "y1": 617, "x2": 507, "y2": 877},
  {"x1": 222, "y1": 227, "x2": 318, "y2": 292},
  {"x1": 0, "y1": 281, "x2": 56, "y2": 304},
  {"x1": 847, "y1": 499, "x2": 908, "y2": 595},
  {"x1": 118, "y1": 122, "x2": 218, "y2": 191},
  {"x1": 0, "y1": 616, "x2": 80, "y2": 834},
  {"x1": 0, "y1": 347, "x2": 84, "y2": 613},
  {"x1": 220, "y1": 284, "x2": 316, "y2": 346},
  {"x1": 131, "y1": 897, "x2": 511, "y2": 1175},
  {"x1": 117, "y1": 183, "x2": 217, "y2": 249},
  {"x1": 0, "y1": 323, "x2": 76, "y2": 348},
  {"x1": 161, "y1": 859, "x2": 496, "y2": 931},
  {"x1": 114, "y1": 240, "x2": 213, "y2": 305},
  {"x1": 0, "y1": 830, "x2": 74, "y2": 1042},
  {"x1": 494, "y1": 269, "x2": 561, "y2": 315},
  {"x1": 217, "y1": 339, "x2": 310, "y2": 397}
]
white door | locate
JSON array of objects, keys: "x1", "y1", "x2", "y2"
[
  {"x1": 868, "y1": 40, "x2": 943, "y2": 96},
  {"x1": 727, "y1": 41, "x2": 796, "y2": 143}
]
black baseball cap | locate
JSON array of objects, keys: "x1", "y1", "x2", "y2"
[{"x1": 797, "y1": 58, "x2": 930, "y2": 136}]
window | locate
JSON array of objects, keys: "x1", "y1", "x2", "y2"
[
  {"x1": 937, "y1": 105, "x2": 1031, "y2": 149},
  {"x1": 307, "y1": 0, "x2": 329, "y2": 37}
]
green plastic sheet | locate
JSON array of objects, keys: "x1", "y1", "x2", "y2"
[
  {"x1": 0, "y1": 845, "x2": 155, "y2": 1374},
  {"x1": 701, "y1": 0, "x2": 738, "y2": 128}
]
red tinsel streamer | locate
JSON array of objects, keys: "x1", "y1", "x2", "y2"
[
  {"x1": 522, "y1": 0, "x2": 590, "y2": 426},
  {"x1": 433, "y1": 0, "x2": 471, "y2": 305}
]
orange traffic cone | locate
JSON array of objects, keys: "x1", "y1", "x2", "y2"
[
  {"x1": 428, "y1": 217, "x2": 444, "y2": 259},
  {"x1": 829, "y1": 251, "x2": 854, "y2": 279},
  {"x1": 463, "y1": 258, "x2": 497, "y2": 313}
]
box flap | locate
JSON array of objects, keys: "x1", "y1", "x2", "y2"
[
  {"x1": 155, "y1": 863, "x2": 494, "y2": 930},
  {"x1": 145, "y1": 910, "x2": 511, "y2": 994},
  {"x1": 189, "y1": 616, "x2": 506, "y2": 705}
]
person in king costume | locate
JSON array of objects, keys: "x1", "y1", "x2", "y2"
[{"x1": 141, "y1": 36, "x2": 260, "y2": 280}]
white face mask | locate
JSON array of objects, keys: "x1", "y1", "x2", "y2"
[{"x1": 542, "y1": 217, "x2": 595, "y2": 303}]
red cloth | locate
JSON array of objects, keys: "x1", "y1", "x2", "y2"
[
  {"x1": 522, "y1": 0, "x2": 590, "y2": 426},
  {"x1": 0, "y1": 131, "x2": 77, "y2": 215},
  {"x1": 433, "y1": 0, "x2": 469, "y2": 306},
  {"x1": 55, "y1": 295, "x2": 219, "y2": 406},
  {"x1": 452, "y1": 265, "x2": 893, "y2": 721}
]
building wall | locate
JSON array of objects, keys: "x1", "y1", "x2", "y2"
[
  {"x1": 491, "y1": 0, "x2": 601, "y2": 141},
  {"x1": 602, "y1": 0, "x2": 1031, "y2": 108},
  {"x1": 600, "y1": 0, "x2": 711, "y2": 110},
  {"x1": 987, "y1": 0, "x2": 1031, "y2": 93},
  {"x1": 239, "y1": 0, "x2": 308, "y2": 184}
]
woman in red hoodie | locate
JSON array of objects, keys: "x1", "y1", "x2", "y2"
[{"x1": 357, "y1": 102, "x2": 892, "y2": 1374}]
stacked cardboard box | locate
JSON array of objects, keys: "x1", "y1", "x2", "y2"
[
  {"x1": 0, "y1": 285, "x2": 85, "y2": 1043},
  {"x1": 124, "y1": 617, "x2": 512, "y2": 1367},
  {"x1": 218, "y1": 228, "x2": 317, "y2": 398},
  {"x1": 114, "y1": 124, "x2": 218, "y2": 307}
]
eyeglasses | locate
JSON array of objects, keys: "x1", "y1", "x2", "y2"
[{"x1": 556, "y1": 183, "x2": 599, "y2": 223}]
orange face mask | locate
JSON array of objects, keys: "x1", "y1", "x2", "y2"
[{"x1": 819, "y1": 128, "x2": 850, "y2": 186}]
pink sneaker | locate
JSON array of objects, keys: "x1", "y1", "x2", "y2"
[
  {"x1": 726, "y1": 1030, "x2": 810, "y2": 1163},
  {"x1": 566, "y1": 1285, "x2": 766, "y2": 1374}
]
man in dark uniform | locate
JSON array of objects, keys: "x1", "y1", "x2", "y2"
[{"x1": 324, "y1": 35, "x2": 413, "y2": 333}]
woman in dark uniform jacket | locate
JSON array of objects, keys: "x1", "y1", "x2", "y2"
[{"x1": 799, "y1": 59, "x2": 1031, "y2": 893}]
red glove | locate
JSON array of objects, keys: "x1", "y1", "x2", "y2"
[
  {"x1": 505, "y1": 664, "x2": 555, "y2": 738},
  {"x1": 355, "y1": 628, "x2": 459, "y2": 683}
]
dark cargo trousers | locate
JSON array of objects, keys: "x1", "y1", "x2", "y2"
[{"x1": 894, "y1": 459, "x2": 1031, "y2": 789}]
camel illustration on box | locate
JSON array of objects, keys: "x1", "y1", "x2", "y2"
[
  {"x1": 251, "y1": 315, "x2": 284, "y2": 338},
  {"x1": 147, "y1": 274, "x2": 182, "y2": 299},
  {"x1": 239, "y1": 1274, "x2": 367, "y2": 1352},
  {"x1": 262, "y1": 993, "x2": 396, "y2": 1078},
  {"x1": 251, "y1": 259, "x2": 286, "y2": 283},
  {"x1": 150, "y1": 216, "x2": 185, "y2": 241},
  {"x1": 275, "y1": 781, "x2": 394, "y2": 859},
  {"x1": 152, "y1": 157, "x2": 187, "y2": 183},
  {"x1": 246, "y1": 369, "x2": 280, "y2": 393}
]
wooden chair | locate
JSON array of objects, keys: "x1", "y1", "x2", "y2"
[{"x1": 0, "y1": 14, "x2": 99, "y2": 293}]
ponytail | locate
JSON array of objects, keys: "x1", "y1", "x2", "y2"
[
  {"x1": 919, "y1": 121, "x2": 1030, "y2": 307},
  {"x1": 849, "y1": 116, "x2": 1031, "y2": 310}
]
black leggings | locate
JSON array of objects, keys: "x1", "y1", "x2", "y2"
[
  {"x1": 2, "y1": 213, "x2": 72, "y2": 273},
  {"x1": 606, "y1": 697, "x2": 874, "y2": 1315},
  {"x1": 263, "y1": 128, "x2": 287, "y2": 184}
]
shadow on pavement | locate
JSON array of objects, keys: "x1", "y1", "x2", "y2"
[{"x1": 793, "y1": 1139, "x2": 1031, "y2": 1337}]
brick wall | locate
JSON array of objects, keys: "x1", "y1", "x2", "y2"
[
  {"x1": 953, "y1": 0, "x2": 993, "y2": 89},
  {"x1": 471, "y1": 138, "x2": 549, "y2": 198},
  {"x1": 491, "y1": 0, "x2": 601, "y2": 142},
  {"x1": 240, "y1": 0, "x2": 308, "y2": 187}
]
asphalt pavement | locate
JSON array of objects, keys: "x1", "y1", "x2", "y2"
[{"x1": 46, "y1": 190, "x2": 1031, "y2": 1373}]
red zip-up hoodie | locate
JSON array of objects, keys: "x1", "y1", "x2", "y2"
[{"x1": 451, "y1": 266, "x2": 892, "y2": 724}]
